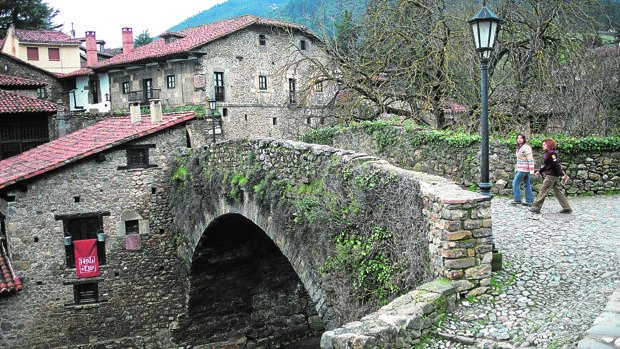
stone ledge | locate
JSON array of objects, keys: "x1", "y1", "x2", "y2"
[{"x1": 320, "y1": 278, "x2": 457, "y2": 349}]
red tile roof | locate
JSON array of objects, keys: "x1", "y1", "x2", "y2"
[
  {"x1": 14, "y1": 29, "x2": 81, "y2": 45},
  {"x1": 94, "y1": 15, "x2": 308, "y2": 68},
  {"x1": 0, "y1": 244, "x2": 22, "y2": 296},
  {"x1": 0, "y1": 90, "x2": 57, "y2": 113},
  {"x1": 0, "y1": 73, "x2": 47, "y2": 87},
  {"x1": 55, "y1": 67, "x2": 93, "y2": 78},
  {"x1": 0, "y1": 112, "x2": 195, "y2": 190}
]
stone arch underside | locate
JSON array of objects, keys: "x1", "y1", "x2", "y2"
[{"x1": 180, "y1": 212, "x2": 325, "y2": 348}]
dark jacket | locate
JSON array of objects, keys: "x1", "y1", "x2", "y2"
[{"x1": 539, "y1": 150, "x2": 565, "y2": 177}]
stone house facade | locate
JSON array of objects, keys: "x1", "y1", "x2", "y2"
[
  {"x1": 0, "y1": 112, "x2": 194, "y2": 348},
  {"x1": 95, "y1": 15, "x2": 336, "y2": 140}
]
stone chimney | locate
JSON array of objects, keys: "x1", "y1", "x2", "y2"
[
  {"x1": 150, "y1": 99, "x2": 162, "y2": 123},
  {"x1": 85, "y1": 31, "x2": 98, "y2": 66},
  {"x1": 129, "y1": 102, "x2": 141, "y2": 123},
  {"x1": 122, "y1": 27, "x2": 134, "y2": 54}
]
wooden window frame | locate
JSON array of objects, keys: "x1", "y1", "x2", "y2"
[
  {"x1": 166, "y1": 75, "x2": 176, "y2": 89},
  {"x1": 118, "y1": 144, "x2": 157, "y2": 170},
  {"x1": 259, "y1": 34, "x2": 266, "y2": 46},
  {"x1": 27, "y1": 47, "x2": 39, "y2": 61},
  {"x1": 121, "y1": 81, "x2": 130, "y2": 94},
  {"x1": 258, "y1": 75, "x2": 267, "y2": 90},
  {"x1": 48, "y1": 47, "x2": 60, "y2": 61}
]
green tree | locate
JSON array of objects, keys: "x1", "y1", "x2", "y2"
[
  {"x1": 134, "y1": 29, "x2": 153, "y2": 48},
  {"x1": 0, "y1": 0, "x2": 59, "y2": 36}
]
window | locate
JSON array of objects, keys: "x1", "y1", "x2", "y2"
[
  {"x1": 289, "y1": 78, "x2": 296, "y2": 104},
  {"x1": 125, "y1": 220, "x2": 139, "y2": 235},
  {"x1": 127, "y1": 148, "x2": 149, "y2": 167},
  {"x1": 259, "y1": 34, "x2": 266, "y2": 46},
  {"x1": 314, "y1": 81, "x2": 323, "y2": 92},
  {"x1": 222, "y1": 108, "x2": 228, "y2": 117},
  {"x1": 272, "y1": 117, "x2": 277, "y2": 125},
  {"x1": 300, "y1": 40, "x2": 307, "y2": 50},
  {"x1": 74, "y1": 282, "x2": 99, "y2": 304},
  {"x1": 166, "y1": 75, "x2": 176, "y2": 89},
  {"x1": 37, "y1": 87, "x2": 47, "y2": 99},
  {"x1": 118, "y1": 145, "x2": 156, "y2": 170},
  {"x1": 27, "y1": 47, "x2": 39, "y2": 60},
  {"x1": 259, "y1": 75, "x2": 267, "y2": 90},
  {"x1": 59, "y1": 215, "x2": 107, "y2": 268},
  {"x1": 48, "y1": 48, "x2": 60, "y2": 61},
  {"x1": 214, "y1": 72, "x2": 224, "y2": 102},
  {"x1": 143, "y1": 78, "x2": 153, "y2": 100},
  {"x1": 121, "y1": 81, "x2": 130, "y2": 94}
]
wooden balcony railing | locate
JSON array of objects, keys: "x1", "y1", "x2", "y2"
[{"x1": 127, "y1": 89, "x2": 161, "y2": 104}]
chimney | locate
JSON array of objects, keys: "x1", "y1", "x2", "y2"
[
  {"x1": 129, "y1": 102, "x2": 141, "y2": 123},
  {"x1": 150, "y1": 99, "x2": 162, "y2": 123},
  {"x1": 122, "y1": 27, "x2": 134, "y2": 54},
  {"x1": 85, "y1": 31, "x2": 98, "y2": 66}
]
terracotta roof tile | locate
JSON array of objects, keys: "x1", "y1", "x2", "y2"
[
  {"x1": 0, "y1": 112, "x2": 195, "y2": 189},
  {"x1": 55, "y1": 67, "x2": 94, "y2": 78},
  {"x1": 0, "y1": 73, "x2": 47, "y2": 87},
  {"x1": 0, "y1": 244, "x2": 22, "y2": 296},
  {"x1": 0, "y1": 90, "x2": 57, "y2": 113},
  {"x1": 14, "y1": 29, "x2": 81, "y2": 45},
  {"x1": 95, "y1": 15, "x2": 307, "y2": 68}
]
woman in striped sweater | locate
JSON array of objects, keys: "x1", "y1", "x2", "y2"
[{"x1": 512, "y1": 134, "x2": 535, "y2": 206}]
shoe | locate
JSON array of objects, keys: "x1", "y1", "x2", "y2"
[
  {"x1": 529, "y1": 208, "x2": 540, "y2": 214},
  {"x1": 559, "y1": 209, "x2": 572, "y2": 214},
  {"x1": 510, "y1": 200, "x2": 522, "y2": 205},
  {"x1": 522, "y1": 202, "x2": 533, "y2": 207}
]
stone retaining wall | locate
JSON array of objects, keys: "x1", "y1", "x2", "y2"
[
  {"x1": 332, "y1": 127, "x2": 620, "y2": 196},
  {"x1": 321, "y1": 278, "x2": 458, "y2": 349}
]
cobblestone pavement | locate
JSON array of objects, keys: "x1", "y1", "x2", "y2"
[{"x1": 425, "y1": 195, "x2": 620, "y2": 349}]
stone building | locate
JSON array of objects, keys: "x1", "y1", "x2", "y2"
[
  {"x1": 0, "y1": 111, "x2": 195, "y2": 348},
  {"x1": 0, "y1": 89, "x2": 57, "y2": 160},
  {"x1": 93, "y1": 15, "x2": 336, "y2": 140},
  {"x1": 0, "y1": 52, "x2": 70, "y2": 105}
]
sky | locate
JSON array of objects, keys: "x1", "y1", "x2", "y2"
[{"x1": 46, "y1": 0, "x2": 226, "y2": 48}]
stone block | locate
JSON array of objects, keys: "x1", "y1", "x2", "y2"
[
  {"x1": 441, "y1": 248, "x2": 468, "y2": 258},
  {"x1": 443, "y1": 231, "x2": 473, "y2": 241},
  {"x1": 416, "y1": 278, "x2": 457, "y2": 296},
  {"x1": 465, "y1": 264, "x2": 492, "y2": 280},
  {"x1": 444, "y1": 257, "x2": 476, "y2": 269},
  {"x1": 463, "y1": 219, "x2": 482, "y2": 230},
  {"x1": 472, "y1": 228, "x2": 492, "y2": 238}
]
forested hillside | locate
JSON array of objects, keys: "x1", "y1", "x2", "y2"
[{"x1": 166, "y1": 0, "x2": 364, "y2": 34}]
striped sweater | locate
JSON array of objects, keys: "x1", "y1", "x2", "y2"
[{"x1": 515, "y1": 144, "x2": 535, "y2": 173}]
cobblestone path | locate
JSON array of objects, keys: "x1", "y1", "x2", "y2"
[{"x1": 426, "y1": 195, "x2": 620, "y2": 349}]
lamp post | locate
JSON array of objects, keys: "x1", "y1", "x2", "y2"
[
  {"x1": 207, "y1": 96, "x2": 217, "y2": 143},
  {"x1": 469, "y1": 0, "x2": 501, "y2": 197}
]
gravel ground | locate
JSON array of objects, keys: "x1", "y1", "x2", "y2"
[{"x1": 424, "y1": 195, "x2": 620, "y2": 349}]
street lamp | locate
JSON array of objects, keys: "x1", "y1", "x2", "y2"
[
  {"x1": 207, "y1": 96, "x2": 217, "y2": 143},
  {"x1": 469, "y1": 0, "x2": 501, "y2": 197}
]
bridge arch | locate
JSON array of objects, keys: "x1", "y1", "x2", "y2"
[
  {"x1": 169, "y1": 138, "x2": 491, "y2": 347},
  {"x1": 183, "y1": 212, "x2": 324, "y2": 347}
]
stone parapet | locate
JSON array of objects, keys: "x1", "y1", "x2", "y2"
[{"x1": 320, "y1": 278, "x2": 458, "y2": 349}]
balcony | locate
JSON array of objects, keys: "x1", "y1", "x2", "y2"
[{"x1": 127, "y1": 89, "x2": 161, "y2": 104}]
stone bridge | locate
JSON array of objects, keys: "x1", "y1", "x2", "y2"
[{"x1": 168, "y1": 138, "x2": 493, "y2": 348}]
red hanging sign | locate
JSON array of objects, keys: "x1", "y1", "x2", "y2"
[{"x1": 73, "y1": 239, "x2": 100, "y2": 278}]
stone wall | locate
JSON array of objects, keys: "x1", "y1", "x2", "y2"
[
  {"x1": 332, "y1": 127, "x2": 620, "y2": 196},
  {"x1": 321, "y1": 278, "x2": 458, "y2": 349},
  {"x1": 0, "y1": 123, "x2": 190, "y2": 348}
]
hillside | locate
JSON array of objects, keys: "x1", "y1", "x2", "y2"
[
  {"x1": 167, "y1": 0, "x2": 287, "y2": 32},
  {"x1": 167, "y1": 0, "x2": 365, "y2": 35}
]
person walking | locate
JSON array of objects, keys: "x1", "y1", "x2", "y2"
[
  {"x1": 529, "y1": 138, "x2": 572, "y2": 214},
  {"x1": 511, "y1": 134, "x2": 535, "y2": 206}
]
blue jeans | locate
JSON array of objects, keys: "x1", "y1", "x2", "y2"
[{"x1": 513, "y1": 171, "x2": 534, "y2": 204}]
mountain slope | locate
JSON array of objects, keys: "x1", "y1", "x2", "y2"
[
  {"x1": 167, "y1": 0, "x2": 288, "y2": 32},
  {"x1": 167, "y1": 0, "x2": 364, "y2": 35}
]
